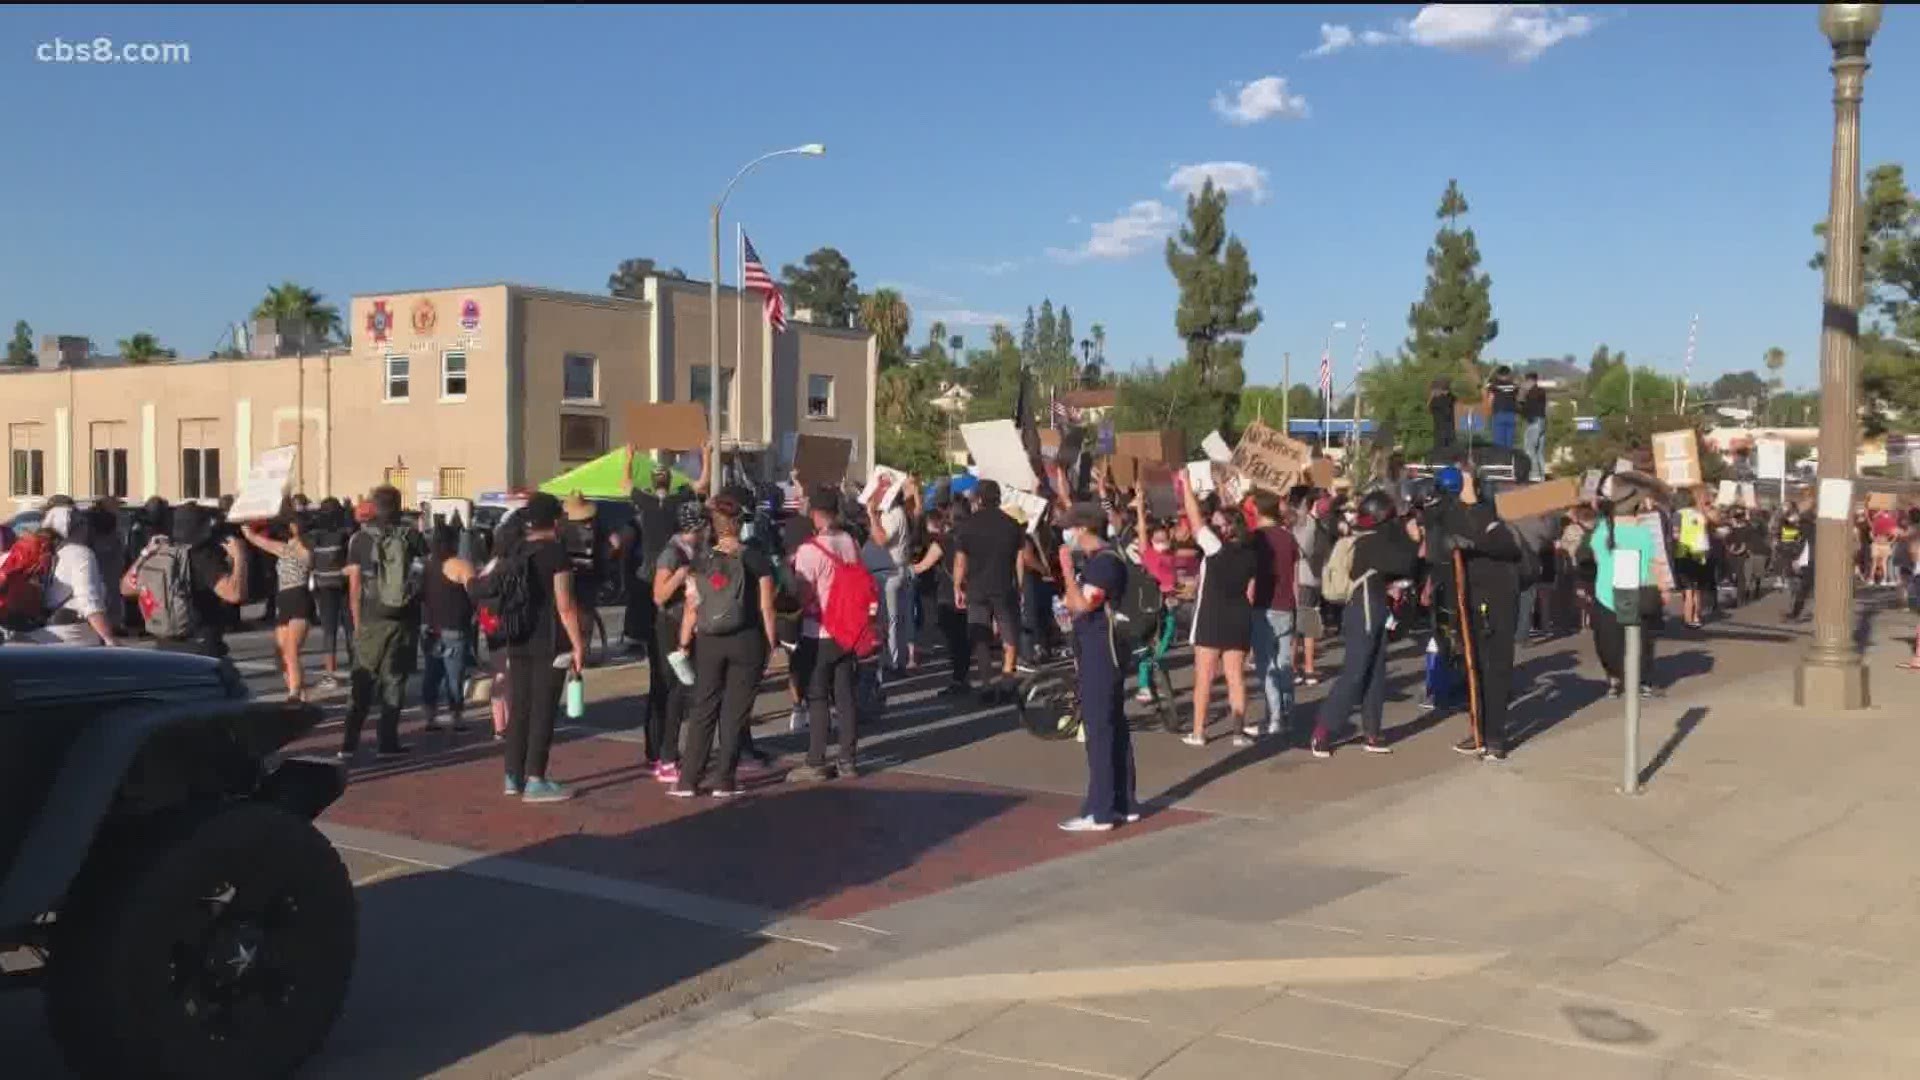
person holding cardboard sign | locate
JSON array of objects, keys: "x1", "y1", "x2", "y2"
[{"x1": 1177, "y1": 468, "x2": 1257, "y2": 748}]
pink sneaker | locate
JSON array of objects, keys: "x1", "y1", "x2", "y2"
[{"x1": 654, "y1": 762, "x2": 681, "y2": 784}]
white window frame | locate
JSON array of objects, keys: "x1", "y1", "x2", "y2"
[
  {"x1": 562, "y1": 352, "x2": 600, "y2": 405},
  {"x1": 440, "y1": 349, "x2": 468, "y2": 402},
  {"x1": 384, "y1": 353, "x2": 411, "y2": 403},
  {"x1": 806, "y1": 373, "x2": 835, "y2": 421}
]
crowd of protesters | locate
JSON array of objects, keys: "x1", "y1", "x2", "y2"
[{"x1": 8, "y1": 423, "x2": 1920, "y2": 824}]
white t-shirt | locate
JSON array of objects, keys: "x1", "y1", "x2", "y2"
[{"x1": 37, "y1": 543, "x2": 108, "y2": 646}]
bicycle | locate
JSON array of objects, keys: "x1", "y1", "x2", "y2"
[{"x1": 1017, "y1": 602, "x2": 1177, "y2": 740}]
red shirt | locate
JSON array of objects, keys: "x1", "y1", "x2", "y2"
[{"x1": 1252, "y1": 524, "x2": 1300, "y2": 611}]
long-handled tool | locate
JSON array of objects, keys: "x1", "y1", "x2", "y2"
[{"x1": 1452, "y1": 546, "x2": 1483, "y2": 749}]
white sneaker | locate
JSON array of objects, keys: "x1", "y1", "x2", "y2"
[
  {"x1": 1180, "y1": 733, "x2": 1207, "y2": 748},
  {"x1": 1057, "y1": 816, "x2": 1115, "y2": 833}
]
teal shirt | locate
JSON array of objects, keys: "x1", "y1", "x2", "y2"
[{"x1": 1589, "y1": 518, "x2": 1658, "y2": 614}]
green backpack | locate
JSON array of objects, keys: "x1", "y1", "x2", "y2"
[{"x1": 366, "y1": 527, "x2": 421, "y2": 615}]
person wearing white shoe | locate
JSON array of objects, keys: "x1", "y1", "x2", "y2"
[{"x1": 1055, "y1": 503, "x2": 1137, "y2": 833}]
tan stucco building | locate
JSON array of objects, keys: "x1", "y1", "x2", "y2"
[{"x1": 3, "y1": 278, "x2": 876, "y2": 513}]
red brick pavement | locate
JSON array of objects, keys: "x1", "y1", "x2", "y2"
[{"x1": 322, "y1": 734, "x2": 1203, "y2": 921}]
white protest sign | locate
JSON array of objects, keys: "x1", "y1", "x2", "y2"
[
  {"x1": 1004, "y1": 490, "x2": 1050, "y2": 536},
  {"x1": 1715, "y1": 480, "x2": 1738, "y2": 507},
  {"x1": 1817, "y1": 477, "x2": 1853, "y2": 521},
  {"x1": 1757, "y1": 438, "x2": 1787, "y2": 481},
  {"x1": 1185, "y1": 460, "x2": 1216, "y2": 496},
  {"x1": 858, "y1": 465, "x2": 910, "y2": 513},
  {"x1": 1201, "y1": 430, "x2": 1233, "y2": 464},
  {"x1": 225, "y1": 444, "x2": 298, "y2": 523},
  {"x1": 961, "y1": 419, "x2": 1038, "y2": 492}
]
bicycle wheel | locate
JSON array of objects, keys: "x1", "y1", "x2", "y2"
[{"x1": 1017, "y1": 672, "x2": 1080, "y2": 740}]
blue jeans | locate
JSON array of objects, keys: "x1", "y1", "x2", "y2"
[
  {"x1": 1491, "y1": 411, "x2": 1517, "y2": 449},
  {"x1": 422, "y1": 630, "x2": 469, "y2": 720},
  {"x1": 1249, "y1": 608, "x2": 1296, "y2": 731},
  {"x1": 1523, "y1": 417, "x2": 1547, "y2": 478},
  {"x1": 878, "y1": 568, "x2": 912, "y2": 672}
]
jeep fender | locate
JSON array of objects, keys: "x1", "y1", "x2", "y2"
[{"x1": 0, "y1": 699, "x2": 333, "y2": 928}]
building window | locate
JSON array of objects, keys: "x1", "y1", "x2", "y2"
[
  {"x1": 385, "y1": 354, "x2": 410, "y2": 402},
  {"x1": 8, "y1": 423, "x2": 45, "y2": 498},
  {"x1": 691, "y1": 365, "x2": 735, "y2": 434},
  {"x1": 437, "y1": 466, "x2": 468, "y2": 499},
  {"x1": 560, "y1": 414, "x2": 608, "y2": 461},
  {"x1": 563, "y1": 353, "x2": 598, "y2": 403},
  {"x1": 180, "y1": 420, "x2": 220, "y2": 501},
  {"x1": 89, "y1": 422, "x2": 129, "y2": 499},
  {"x1": 385, "y1": 467, "x2": 411, "y2": 496},
  {"x1": 807, "y1": 374, "x2": 834, "y2": 420},
  {"x1": 441, "y1": 350, "x2": 468, "y2": 400}
]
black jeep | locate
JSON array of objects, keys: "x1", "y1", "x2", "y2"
[{"x1": 0, "y1": 647, "x2": 356, "y2": 1078}]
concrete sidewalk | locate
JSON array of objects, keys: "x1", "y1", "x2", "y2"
[{"x1": 556, "y1": 592, "x2": 1920, "y2": 1079}]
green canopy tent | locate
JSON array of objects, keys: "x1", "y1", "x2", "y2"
[{"x1": 537, "y1": 447, "x2": 691, "y2": 500}]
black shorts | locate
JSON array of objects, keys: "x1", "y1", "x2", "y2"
[
  {"x1": 1675, "y1": 557, "x2": 1712, "y2": 590},
  {"x1": 965, "y1": 592, "x2": 1021, "y2": 643},
  {"x1": 275, "y1": 587, "x2": 315, "y2": 625}
]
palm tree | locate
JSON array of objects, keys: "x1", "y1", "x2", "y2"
[
  {"x1": 860, "y1": 288, "x2": 912, "y2": 365},
  {"x1": 949, "y1": 334, "x2": 964, "y2": 357},
  {"x1": 1090, "y1": 323, "x2": 1106, "y2": 363},
  {"x1": 253, "y1": 281, "x2": 343, "y2": 350},
  {"x1": 1763, "y1": 346, "x2": 1787, "y2": 422},
  {"x1": 118, "y1": 332, "x2": 168, "y2": 363}
]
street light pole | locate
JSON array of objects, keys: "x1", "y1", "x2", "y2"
[
  {"x1": 709, "y1": 144, "x2": 825, "y2": 477},
  {"x1": 1798, "y1": 3, "x2": 1880, "y2": 711}
]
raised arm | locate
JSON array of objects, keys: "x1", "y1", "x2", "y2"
[
  {"x1": 242, "y1": 524, "x2": 287, "y2": 558},
  {"x1": 692, "y1": 445, "x2": 713, "y2": 498},
  {"x1": 1178, "y1": 471, "x2": 1205, "y2": 538}
]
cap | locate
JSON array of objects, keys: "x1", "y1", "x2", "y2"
[
  {"x1": 1434, "y1": 466, "x2": 1464, "y2": 495},
  {"x1": 677, "y1": 500, "x2": 708, "y2": 532},
  {"x1": 523, "y1": 492, "x2": 563, "y2": 529}
]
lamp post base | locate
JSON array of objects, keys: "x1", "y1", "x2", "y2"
[{"x1": 1795, "y1": 660, "x2": 1870, "y2": 711}]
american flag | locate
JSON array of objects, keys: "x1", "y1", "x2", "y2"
[
  {"x1": 1050, "y1": 399, "x2": 1070, "y2": 429},
  {"x1": 742, "y1": 233, "x2": 786, "y2": 334},
  {"x1": 1318, "y1": 347, "x2": 1332, "y2": 395}
]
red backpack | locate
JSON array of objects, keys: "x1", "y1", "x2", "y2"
[
  {"x1": 0, "y1": 532, "x2": 56, "y2": 631},
  {"x1": 807, "y1": 538, "x2": 880, "y2": 658}
]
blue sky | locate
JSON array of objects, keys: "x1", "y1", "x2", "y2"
[{"x1": 3, "y1": 5, "x2": 1916, "y2": 392}]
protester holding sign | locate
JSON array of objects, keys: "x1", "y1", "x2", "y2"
[{"x1": 1178, "y1": 469, "x2": 1257, "y2": 748}]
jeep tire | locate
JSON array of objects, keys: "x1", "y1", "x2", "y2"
[{"x1": 46, "y1": 803, "x2": 357, "y2": 1079}]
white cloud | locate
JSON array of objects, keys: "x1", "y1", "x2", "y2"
[
  {"x1": 922, "y1": 309, "x2": 1014, "y2": 329},
  {"x1": 1307, "y1": 23, "x2": 1355, "y2": 57},
  {"x1": 1210, "y1": 75, "x2": 1309, "y2": 124},
  {"x1": 1319, "y1": 5, "x2": 1594, "y2": 63},
  {"x1": 1405, "y1": 4, "x2": 1594, "y2": 61},
  {"x1": 1047, "y1": 201, "x2": 1177, "y2": 263},
  {"x1": 967, "y1": 259, "x2": 1025, "y2": 276},
  {"x1": 1165, "y1": 162, "x2": 1271, "y2": 205},
  {"x1": 1066, "y1": 214, "x2": 1082, "y2": 225}
]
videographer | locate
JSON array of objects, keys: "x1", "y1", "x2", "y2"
[{"x1": 1436, "y1": 466, "x2": 1522, "y2": 762}]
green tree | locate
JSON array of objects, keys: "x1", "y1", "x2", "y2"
[
  {"x1": 964, "y1": 324, "x2": 1025, "y2": 422},
  {"x1": 5, "y1": 320, "x2": 31, "y2": 366},
  {"x1": 1035, "y1": 300, "x2": 1057, "y2": 367},
  {"x1": 779, "y1": 247, "x2": 860, "y2": 328},
  {"x1": 1114, "y1": 361, "x2": 1223, "y2": 445},
  {"x1": 607, "y1": 257, "x2": 687, "y2": 298},
  {"x1": 1405, "y1": 179, "x2": 1497, "y2": 376},
  {"x1": 1587, "y1": 364, "x2": 1676, "y2": 418},
  {"x1": 877, "y1": 349, "x2": 959, "y2": 476},
  {"x1": 1812, "y1": 163, "x2": 1919, "y2": 339},
  {"x1": 253, "y1": 282, "x2": 342, "y2": 349},
  {"x1": 1019, "y1": 306, "x2": 1037, "y2": 361},
  {"x1": 1165, "y1": 178, "x2": 1262, "y2": 432},
  {"x1": 1707, "y1": 370, "x2": 1769, "y2": 406},
  {"x1": 1057, "y1": 306, "x2": 1075, "y2": 368},
  {"x1": 1586, "y1": 343, "x2": 1624, "y2": 396},
  {"x1": 1860, "y1": 333, "x2": 1920, "y2": 435},
  {"x1": 1762, "y1": 345, "x2": 1788, "y2": 395},
  {"x1": 860, "y1": 288, "x2": 912, "y2": 367},
  {"x1": 117, "y1": 332, "x2": 171, "y2": 363}
]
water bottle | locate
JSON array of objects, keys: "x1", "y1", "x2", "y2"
[{"x1": 565, "y1": 671, "x2": 586, "y2": 720}]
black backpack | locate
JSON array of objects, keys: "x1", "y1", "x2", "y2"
[
  {"x1": 472, "y1": 548, "x2": 536, "y2": 646},
  {"x1": 1107, "y1": 554, "x2": 1163, "y2": 651}
]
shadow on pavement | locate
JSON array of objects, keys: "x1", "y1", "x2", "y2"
[{"x1": 1637, "y1": 706, "x2": 1708, "y2": 789}]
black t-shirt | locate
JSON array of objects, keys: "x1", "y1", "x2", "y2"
[
  {"x1": 1521, "y1": 385, "x2": 1547, "y2": 421},
  {"x1": 1487, "y1": 376, "x2": 1520, "y2": 415},
  {"x1": 780, "y1": 515, "x2": 816, "y2": 558},
  {"x1": 654, "y1": 537, "x2": 696, "y2": 620},
  {"x1": 507, "y1": 538, "x2": 574, "y2": 657},
  {"x1": 348, "y1": 524, "x2": 429, "y2": 622},
  {"x1": 632, "y1": 488, "x2": 696, "y2": 575},
  {"x1": 1429, "y1": 391, "x2": 1456, "y2": 431},
  {"x1": 954, "y1": 507, "x2": 1025, "y2": 601},
  {"x1": 187, "y1": 544, "x2": 235, "y2": 655}
]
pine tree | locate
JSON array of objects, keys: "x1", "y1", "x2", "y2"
[
  {"x1": 1035, "y1": 300, "x2": 1057, "y2": 370},
  {"x1": 1166, "y1": 179, "x2": 1262, "y2": 432},
  {"x1": 5, "y1": 320, "x2": 32, "y2": 366},
  {"x1": 1405, "y1": 179, "x2": 1497, "y2": 376},
  {"x1": 1020, "y1": 307, "x2": 1037, "y2": 363},
  {"x1": 1058, "y1": 307, "x2": 1075, "y2": 367}
]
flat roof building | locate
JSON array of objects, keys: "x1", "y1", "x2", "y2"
[{"x1": 3, "y1": 277, "x2": 876, "y2": 513}]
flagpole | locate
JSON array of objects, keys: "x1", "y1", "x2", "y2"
[
  {"x1": 1281, "y1": 352, "x2": 1290, "y2": 431},
  {"x1": 1352, "y1": 320, "x2": 1368, "y2": 455},
  {"x1": 735, "y1": 221, "x2": 745, "y2": 485}
]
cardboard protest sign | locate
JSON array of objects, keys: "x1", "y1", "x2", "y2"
[
  {"x1": 624, "y1": 403, "x2": 708, "y2": 452},
  {"x1": 1652, "y1": 429, "x2": 1703, "y2": 489},
  {"x1": 1201, "y1": 431, "x2": 1233, "y2": 464},
  {"x1": 961, "y1": 419, "x2": 1039, "y2": 492},
  {"x1": 793, "y1": 433, "x2": 854, "y2": 489},
  {"x1": 1141, "y1": 463, "x2": 1178, "y2": 519},
  {"x1": 1715, "y1": 480, "x2": 1738, "y2": 507},
  {"x1": 1116, "y1": 430, "x2": 1184, "y2": 468},
  {"x1": 1494, "y1": 477, "x2": 1582, "y2": 522},
  {"x1": 858, "y1": 466, "x2": 910, "y2": 513},
  {"x1": 1309, "y1": 458, "x2": 1338, "y2": 491},
  {"x1": 226, "y1": 444, "x2": 298, "y2": 523},
  {"x1": 1108, "y1": 454, "x2": 1143, "y2": 489},
  {"x1": 1230, "y1": 420, "x2": 1311, "y2": 493},
  {"x1": 1868, "y1": 491, "x2": 1896, "y2": 512},
  {"x1": 1038, "y1": 429, "x2": 1062, "y2": 460}
]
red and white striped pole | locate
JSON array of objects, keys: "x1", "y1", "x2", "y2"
[{"x1": 1678, "y1": 313, "x2": 1699, "y2": 413}]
